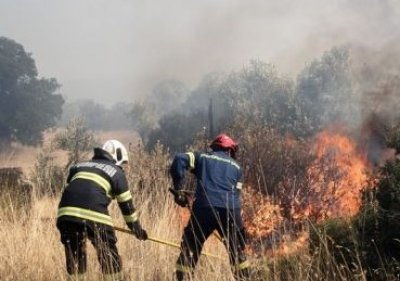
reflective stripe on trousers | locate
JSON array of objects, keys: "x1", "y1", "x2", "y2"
[
  {"x1": 67, "y1": 273, "x2": 86, "y2": 281},
  {"x1": 103, "y1": 271, "x2": 124, "y2": 281}
]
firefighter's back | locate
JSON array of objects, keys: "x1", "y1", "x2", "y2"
[
  {"x1": 57, "y1": 156, "x2": 121, "y2": 227},
  {"x1": 193, "y1": 150, "x2": 242, "y2": 209}
]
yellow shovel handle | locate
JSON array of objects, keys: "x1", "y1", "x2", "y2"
[{"x1": 113, "y1": 226, "x2": 222, "y2": 260}]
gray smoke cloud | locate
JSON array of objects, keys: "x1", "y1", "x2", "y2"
[{"x1": 0, "y1": 0, "x2": 399, "y2": 104}]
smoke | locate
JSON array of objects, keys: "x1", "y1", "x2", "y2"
[
  {"x1": 134, "y1": 0, "x2": 400, "y2": 94},
  {"x1": 353, "y1": 43, "x2": 400, "y2": 164},
  {"x1": 346, "y1": 2, "x2": 400, "y2": 164},
  {"x1": 0, "y1": 0, "x2": 399, "y2": 104}
]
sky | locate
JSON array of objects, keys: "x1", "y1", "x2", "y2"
[{"x1": 0, "y1": 0, "x2": 399, "y2": 105}]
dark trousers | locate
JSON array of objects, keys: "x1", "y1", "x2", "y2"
[
  {"x1": 57, "y1": 219, "x2": 123, "y2": 279},
  {"x1": 176, "y1": 207, "x2": 249, "y2": 280}
]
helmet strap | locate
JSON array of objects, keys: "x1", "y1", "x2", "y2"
[{"x1": 230, "y1": 149, "x2": 237, "y2": 159}]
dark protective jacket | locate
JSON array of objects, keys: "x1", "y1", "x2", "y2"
[
  {"x1": 57, "y1": 148, "x2": 138, "y2": 229},
  {"x1": 170, "y1": 150, "x2": 243, "y2": 209}
]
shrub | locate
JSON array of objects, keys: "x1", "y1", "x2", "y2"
[
  {"x1": 0, "y1": 167, "x2": 32, "y2": 211},
  {"x1": 309, "y1": 218, "x2": 360, "y2": 272},
  {"x1": 54, "y1": 117, "x2": 96, "y2": 167},
  {"x1": 30, "y1": 145, "x2": 65, "y2": 197},
  {"x1": 356, "y1": 158, "x2": 400, "y2": 280}
]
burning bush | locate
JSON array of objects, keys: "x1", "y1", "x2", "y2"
[
  {"x1": 306, "y1": 130, "x2": 370, "y2": 220},
  {"x1": 241, "y1": 128, "x2": 370, "y2": 215}
]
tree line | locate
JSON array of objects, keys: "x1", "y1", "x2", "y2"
[
  {"x1": 0, "y1": 36, "x2": 63, "y2": 146},
  {"x1": 2, "y1": 35, "x2": 399, "y2": 159}
]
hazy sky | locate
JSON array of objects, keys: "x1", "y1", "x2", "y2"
[{"x1": 0, "y1": 0, "x2": 399, "y2": 104}]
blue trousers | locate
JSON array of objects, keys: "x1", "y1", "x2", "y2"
[{"x1": 176, "y1": 207, "x2": 249, "y2": 280}]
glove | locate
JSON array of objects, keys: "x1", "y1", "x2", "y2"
[
  {"x1": 174, "y1": 193, "x2": 189, "y2": 207},
  {"x1": 130, "y1": 221, "x2": 148, "y2": 240},
  {"x1": 169, "y1": 188, "x2": 189, "y2": 207}
]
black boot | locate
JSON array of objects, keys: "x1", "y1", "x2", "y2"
[
  {"x1": 176, "y1": 271, "x2": 185, "y2": 281},
  {"x1": 235, "y1": 267, "x2": 250, "y2": 280}
]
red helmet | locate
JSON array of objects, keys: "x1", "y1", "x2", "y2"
[{"x1": 210, "y1": 134, "x2": 238, "y2": 152}]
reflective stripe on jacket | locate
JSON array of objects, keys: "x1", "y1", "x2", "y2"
[
  {"x1": 170, "y1": 150, "x2": 242, "y2": 209},
  {"x1": 57, "y1": 148, "x2": 137, "y2": 227}
]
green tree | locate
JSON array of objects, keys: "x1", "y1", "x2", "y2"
[
  {"x1": 218, "y1": 60, "x2": 296, "y2": 133},
  {"x1": 145, "y1": 60, "x2": 297, "y2": 151},
  {"x1": 60, "y1": 99, "x2": 132, "y2": 130},
  {"x1": 146, "y1": 111, "x2": 207, "y2": 152},
  {"x1": 0, "y1": 36, "x2": 64, "y2": 145},
  {"x1": 295, "y1": 46, "x2": 356, "y2": 137},
  {"x1": 182, "y1": 74, "x2": 221, "y2": 113},
  {"x1": 128, "y1": 80, "x2": 189, "y2": 144},
  {"x1": 129, "y1": 102, "x2": 159, "y2": 143},
  {"x1": 183, "y1": 74, "x2": 228, "y2": 137},
  {"x1": 148, "y1": 79, "x2": 188, "y2": 115},
  {"x1": 59, "y1": 99, "x2": 105, "y2": 129},
  {"x1": 54, "y1": 118, "x2": 96, "y2": 167}
]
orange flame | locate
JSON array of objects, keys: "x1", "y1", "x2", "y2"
[
  {"x1": 242, "y1": 188, "x2": 282, "y2": 238},
  {"x1": 307, "y1": 131, "x2": 371, "y2": 219},
  {"x1": 242, "y1": 130, "x2": 372, "y2": 257}
]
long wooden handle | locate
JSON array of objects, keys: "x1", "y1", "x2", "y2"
[{"x1": 113, "y1": 226, "x2": 222, "y2": 259}]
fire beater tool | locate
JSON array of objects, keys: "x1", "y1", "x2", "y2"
[{"x1": 113, "y1": 225, "x2": 222, "y2": 259}]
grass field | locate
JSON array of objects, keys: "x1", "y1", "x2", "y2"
[
  {"x1": 0, "y1": 131, "x2": 234, "y2": 281},
  {"x1": 0, "y1": 192, "x2": 373, "y2": 281},
  {"x1": 0, "y1": 194, "x2": 236, "y2": 281}
]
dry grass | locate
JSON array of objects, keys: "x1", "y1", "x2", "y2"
[
  {"x1": 0, "y1": 134, "x2": 240, "y2": 281},
  {"x1": 0, "y1": 142, "x2": 44, "y2": 174},
  {"x1": 0, "y1": 193, "x2": 234, "y2": 281},
  {"x1": 0, "y1": 137, "x2": 233, "y2": 280},
  {"x1": 1, "y1": 193, "x2": 371, "y2": 281}
]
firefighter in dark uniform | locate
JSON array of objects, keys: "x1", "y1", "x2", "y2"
[
  {"x1": 170, "y1": 134, "x2": 250, "y2": 281},
  {"x1": 57, "y1": 139, "x2": 148, "y2": 281}
]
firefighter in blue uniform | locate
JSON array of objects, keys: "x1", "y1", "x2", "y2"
[
  {"x1": 170, "y1": 134, "x2": 250, "y2": 281},
  {"x1": 57, "y1": 139, "x2": 148, "y2": 281}
]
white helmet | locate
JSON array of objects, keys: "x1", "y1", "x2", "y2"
[{"x1": 102, "y1": 139, "x2": 129, "y2": 166}]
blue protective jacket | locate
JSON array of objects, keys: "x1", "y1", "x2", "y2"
[{"x1": 170, "y1": 150, "x2": 243, "y2": 209}]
